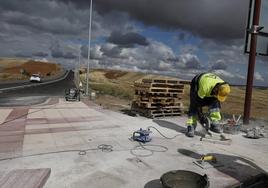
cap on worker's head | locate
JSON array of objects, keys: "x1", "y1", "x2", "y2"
[{"x1": 217, "y1": 83, "x2": 230, "y2": 102}]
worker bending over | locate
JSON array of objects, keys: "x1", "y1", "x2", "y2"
[{"x1": 186, "y1": 72, "x2": 231, "y2": 137}]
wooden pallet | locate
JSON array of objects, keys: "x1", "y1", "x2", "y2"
[
  {"x1": 135, "y1": 87, "x2": 169, "y2": 92},
  {"x1": 142, "y1": 78, "x2": 182, "y2": 85},
  {"x1": 135, "y1": 90, "x2": 184, "y2": 96},
  {"x1": 134, "y1": 82, "x2": 184, "y2": 89},
  {"x1": 135, "y1": 101, "x2": 183, "y2": 109},
  {"x1": 133, "y1": 95, "x2": 182, "y2": 102},
  {"x1": 131, "y1": 108, "x2": 182, "y2": 118},
  {"x1": 134, "y1": 96, "x2": 182, "y2": 103},
  {"x1": 131, "y1": 103, "x2": 183, "y2": 118},
  {"x1": 132, "y1": 78, "x2": 185, "y2": 118}
]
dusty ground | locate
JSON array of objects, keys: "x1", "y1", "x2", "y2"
[
  {"x1": 94, "y1": 94, "x2": 131, "y2": 112},
  {"x1": 0, "y1": 98, "x2": 267, "y2": 188}
]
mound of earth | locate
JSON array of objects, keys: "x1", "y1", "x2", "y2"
[{"x1": 3, "y1": 60, "x2": 61, "y2": 76}]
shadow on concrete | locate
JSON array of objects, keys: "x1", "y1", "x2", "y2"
[
  {"x1": 144, "y1": 179, "x2": 162, "y2": 188},
  {"x1": 120, "y1": 109, "x2": 137, "y2": 117},
  {"x1": 153, "y1": 119, "x2": 204, "y2": 137},
  {"x1": 177, "y1": 148, "x2": 268, "y2": 185}
]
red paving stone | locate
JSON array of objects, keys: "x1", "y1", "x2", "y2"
[
  {"x1": 0, "y1": 108, "x2": 29, "y2": 155},
  {"x1": 0, "y1": 168, "x2": 51, "y2": 188},
  {"x1": 4, "y1": 108, "x2": 28, "y2": 122},
  {"x1": 26, "y1": 118, "x2": 48, "y2": 125},
  {"x1": 46, "y1": 97, "x2": 59, "y2": 105},
  {"x1": 0, "y1": 100, "x2": 103, "y2": 156}
]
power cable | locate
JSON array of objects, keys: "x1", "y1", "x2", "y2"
[
  {"x1": 130, "y1": 142, "x2": 168, "y2": 157},
  {"x1": 147, "y1": 126, "x2": 182, "y2": 139},
  {"x1": 0, "y1": 144, "x2": 113, "y2": 162}
]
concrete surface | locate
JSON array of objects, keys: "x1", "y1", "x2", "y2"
[{"x1": 0, "y1": 98, "x2": 267, "y2": 188}]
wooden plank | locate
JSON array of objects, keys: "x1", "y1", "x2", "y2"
[
  {"x1": 135, "y1": 89, "x2": 184, "y2": 95},
  {"x1": 0, "y1": 168, "x2": 51, "y2": 188},
  {"x1": 142, "y1": 78, "x2": 168, "y2": 84},
  {"x1": 131, "y1": 102, "x2": 183, "y2": 118},
  {"x1": 134, "y1": 82, "x2": 184, "y2": 89},
  {"x1": 141, "y1": 78, "x2": 181, "y2": 84},
  {"x1": 136, "y1": 101, "x2": 183, "y2": 109},
  {"x1": 134, "y1": 95, "x2": 182, "y2": 101},
  {"x1": 179, "y1": 80, "x2": 191, "y2": 85}
]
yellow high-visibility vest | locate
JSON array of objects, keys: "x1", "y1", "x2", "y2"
[{"x1": 197, "y1": 73, "x2": 225, "y2": 99}]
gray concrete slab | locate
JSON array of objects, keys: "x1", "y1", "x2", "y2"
[{"x1": 0, "y1": 98, "x2": 267, "y2": 188}]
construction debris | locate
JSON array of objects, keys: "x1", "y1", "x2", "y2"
[
  {"x1": 245, "y1": 127, "x2": 265, "y2": 139},
  {"x1": 131, "y1": 78, "x2": 184, "y2": 118},
  {"x1": 222, "y1": 114, "x2": 242, "y2": 134}
]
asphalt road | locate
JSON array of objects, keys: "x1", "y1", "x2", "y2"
[{"x1": 0, "y1": 71, "x2": 76, "y2": 106}]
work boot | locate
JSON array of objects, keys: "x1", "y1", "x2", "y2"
[
  {"x1": 186, "y1": 126, "x2": 195, "y2": 137},
  {"x1": 210, "y1": 122, "x2": 222, "y2": 133}
]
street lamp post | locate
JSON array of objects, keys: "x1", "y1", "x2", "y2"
[
  {"x1": 86, "y1": 0, "x2": 93, "y2": 96},
  {"x1": 78, "y1": 45, "x2": 81, "y2": 88}
]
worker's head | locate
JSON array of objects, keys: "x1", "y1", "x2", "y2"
[{"x1": 214, "y1": 83, "x2": 231, "y2": 102}]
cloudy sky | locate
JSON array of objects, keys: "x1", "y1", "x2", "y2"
[{"x1": 1, "y1": 0, "x2": 268, "y2": 86}]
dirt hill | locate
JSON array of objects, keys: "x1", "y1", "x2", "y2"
[{"x1": 0, "y1": 58, "x2": 62, "y2": 81}]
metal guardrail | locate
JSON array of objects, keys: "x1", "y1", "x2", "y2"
[{"x1": 0, "y1": 70, "x2": 69, "y2": 92}]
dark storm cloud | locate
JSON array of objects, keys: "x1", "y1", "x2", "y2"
[
  {"x1": 211, "y1": 60, "x2": 227, "y2": 70},
  {"x1": 0, "y1": 0, "x2": 89, "y2": 38},
  {"x1": 107, "y1": 31, "x2": 149, "y2": 47},
  {"x1": 3, "y1": 11, "x2": 80, "y2": 35},
  {"x1": 80, "y1": 45, "x2": 102, "y2": 59},
  {"x1": 14, "y1": 53, "x2": 32, "y2": 58},
  {"x1": 51, "y1": 50, "x2": 76, "y2": 59},
  {"x1": 100, "y1": 45, "x2": 123, "y2": 58},
  {"x1": 185, "y1": 57, "x2": 201, "y2": 69},
  {"x1": 50, "y1": 41, "x2": 76, "y2": 59},
  {"x1": 59, "y1": 0, "x2": 249, "y2": 40},
  {"x1": 32, "y1": 52, "x2": 48, "y2": 57},
  {"x1": 81, "y1": 45, "x2": 88, "y2": 58}
]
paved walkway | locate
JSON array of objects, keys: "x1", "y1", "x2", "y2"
[{"x1": 0, "y1": 98, "x2": 267, "y2": 187}]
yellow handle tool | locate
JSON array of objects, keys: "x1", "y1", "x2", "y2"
[{"x1": 201, "y1": 155, "x2": 217, "y2": 162}]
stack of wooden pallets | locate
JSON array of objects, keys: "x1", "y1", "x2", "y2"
[{"x1": 131, "y1": 78, "x2": 184, "y2": 118}]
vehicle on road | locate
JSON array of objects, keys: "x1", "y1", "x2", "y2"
[
  {"x1": 65, "y1": 88, "x2": 80, "y2": 101},
  {"x1": 30, "y1": 74, "x2": 41, "y2": 82}
]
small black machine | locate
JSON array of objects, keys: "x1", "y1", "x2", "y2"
[
  {"x1": 132, "y1": 128, "x2": 152, "y2": 143},
  {"x1": 65, "y1": 88, "x2": 80, "y2": 101}
]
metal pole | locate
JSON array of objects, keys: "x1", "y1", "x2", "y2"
[
  {"x1": 86, "y1": 0, "x2": 93, "y2": 96},
  {"x1": 78, "y1": 45, "x2": 81, "y2": 87},
  {"x1": 243, "y1": 0, "x2": 261, "y2": 124}
]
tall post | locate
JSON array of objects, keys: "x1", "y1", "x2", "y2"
[
  {"x1": 78, "y1": 45, "x2": 81, "y2": 87},
  {"x1": 243, "y1": 0, "x2": 262, "y2": 124},
  {"x1": 86, "y1": 0, "x2": 93, "y2": 96}
]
